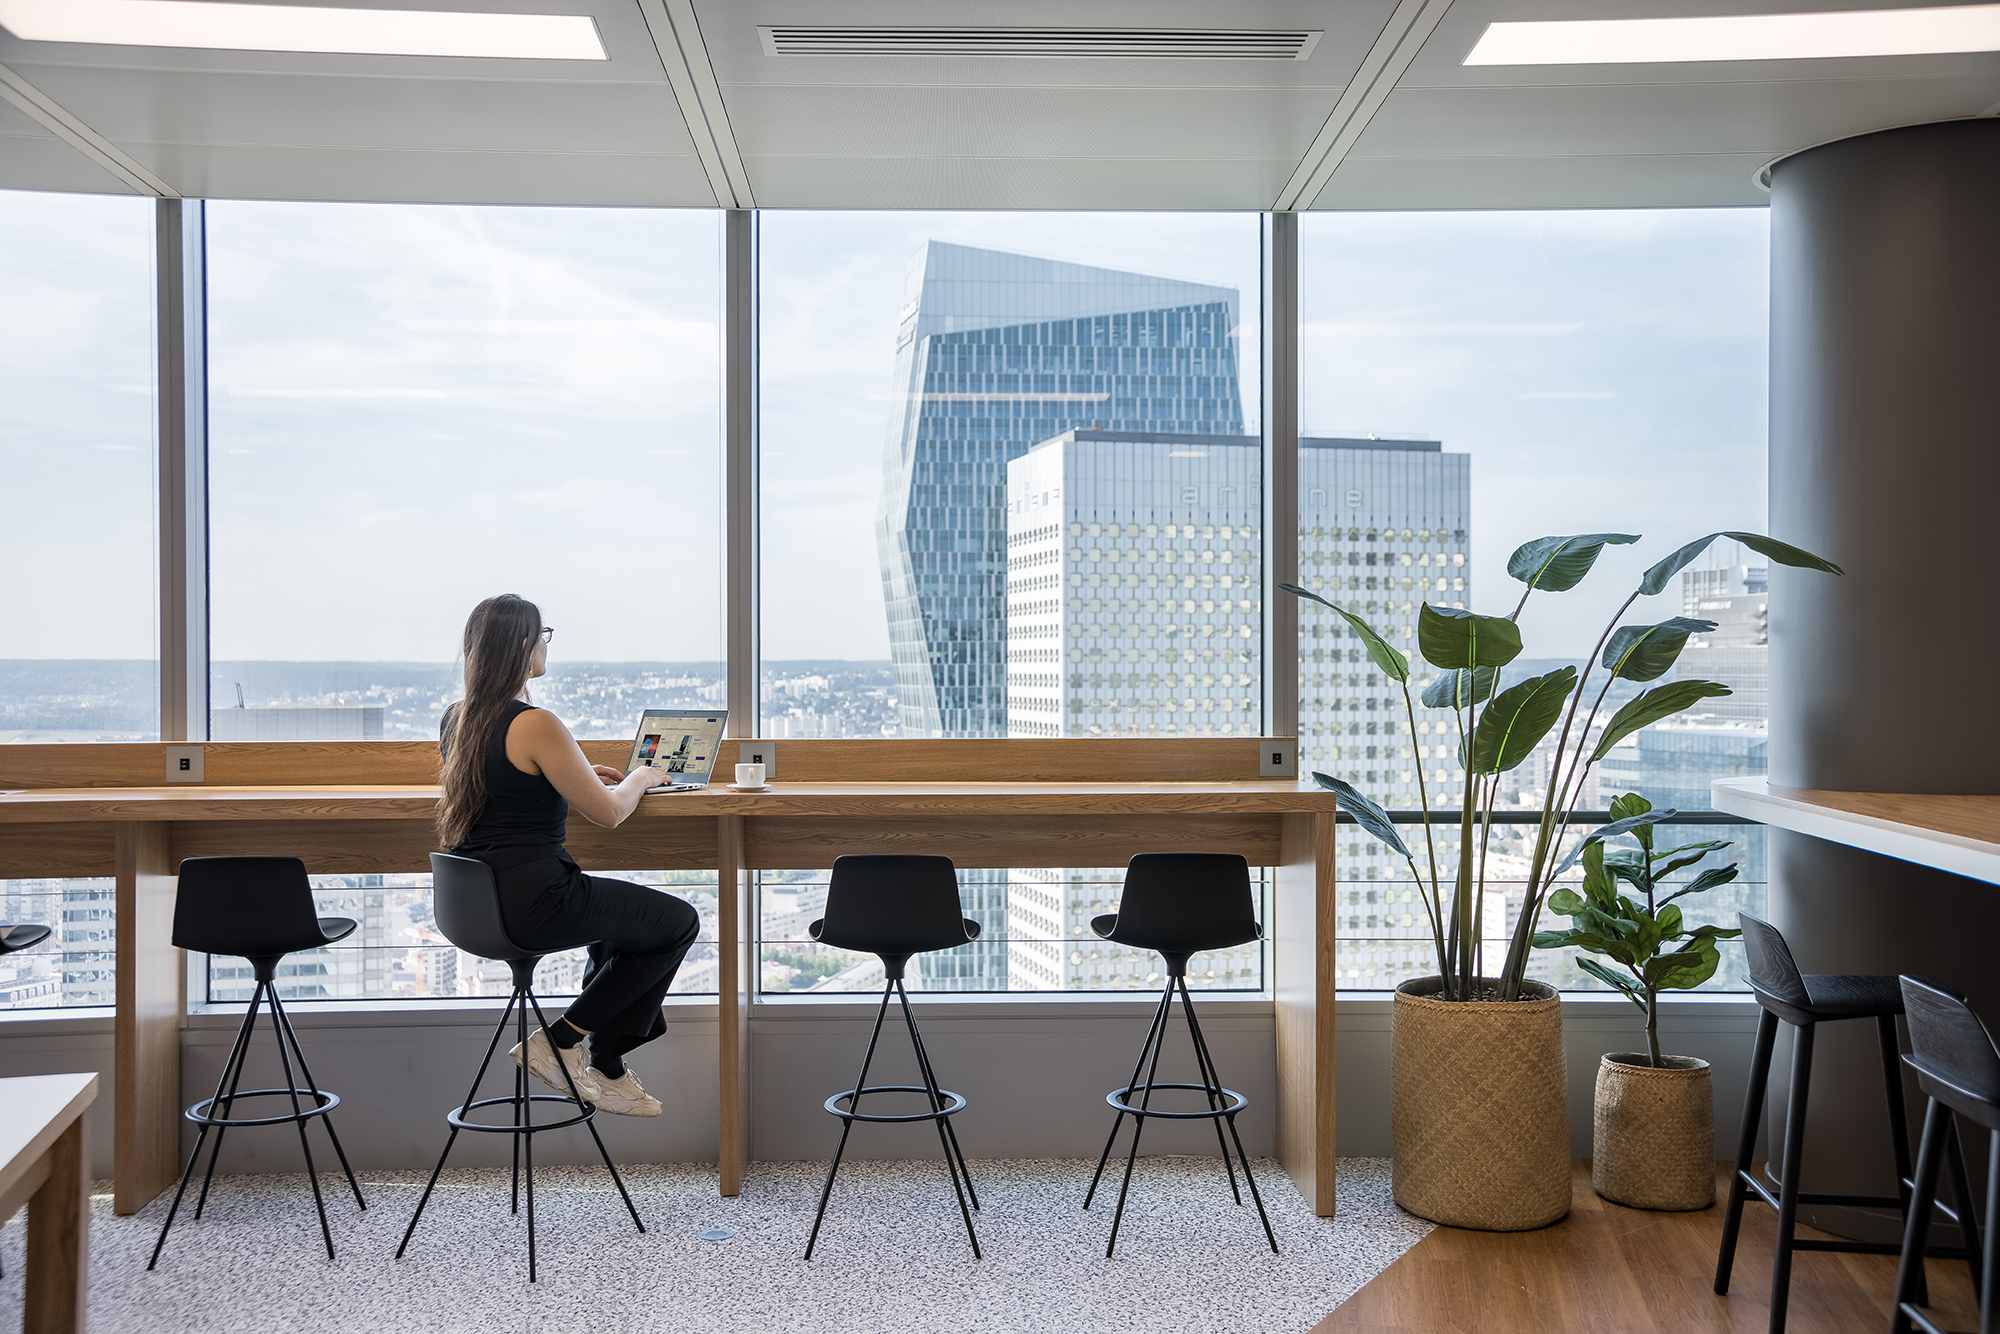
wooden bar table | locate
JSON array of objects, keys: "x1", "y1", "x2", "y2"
[
  {"x1": 1712, "y1": 776, "x2": 2000, "y2": 883},
  {"x1": 0, "y1": 739, "x2": 1341, "y2": 1217}
]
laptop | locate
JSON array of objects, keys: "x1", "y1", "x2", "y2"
[{"x1": 624, "y1": 709, "x2": 728, "y2": 793}]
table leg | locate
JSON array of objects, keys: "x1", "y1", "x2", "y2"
[
  {"x1": 115, "y1": 821, "x2": 181, "y2": 1216},
  {"x1": 1274, "y1": 811, "x2": 1337, "y2": 1216},
  {"x1": 717, "y1": 813, "x2": 750, "y2": 1197},
  {"x1": 24, "y1": 1115, "x2": 88, "y2": 1334}
]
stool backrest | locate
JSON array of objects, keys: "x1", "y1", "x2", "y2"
[
  {"x1": 1738, "y1": 913, "x2": 1810, "y2": 1007},
  {"x1": 813, "y1": 855, "x2": 975, "y2": 959},
  {"x1": 1107, "y1": 853, "x2": 1262, "y2": 956},
  {"x1": 429, "y1": 853, "x2": 530, "y2": 962},
  {"x1": 173, "y1": 856, "x2": 324, "y2": 959},
  {"x1": 1900, "y1": 974, "x2": 2000, "y2": 1132}
]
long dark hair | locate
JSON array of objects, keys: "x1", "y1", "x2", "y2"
[{"x1": 437, "y1": 594, "x2": 542, "y2": 849}]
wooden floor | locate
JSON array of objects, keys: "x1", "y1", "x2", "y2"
[{"x1": 1315, "y1": 1162, "x2": 1981, "y2": 1334}]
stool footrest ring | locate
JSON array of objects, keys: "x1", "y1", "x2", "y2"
[
  {"x1": 448, "y1": 1093, "x2": 596, "y2": 1135},
  {"x1": 824, "y1": 1084, "x2": 968, "y2": 1124},
  {"x1": 1106, "y1": 1081, "x2": 1248, "y2": 1120},
  {"x1": 186, "y1": 1087, "x2": 339, "y2": 1129}
]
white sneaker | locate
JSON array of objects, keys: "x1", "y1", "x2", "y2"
[
  {"x1": 510, "y1": 1029, "x2": 589, "y2": 1097},
  {"x1": 581, "y1": 1066, "x2": 662, "y2": 1117}
]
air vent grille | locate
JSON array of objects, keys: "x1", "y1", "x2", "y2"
[{"x1": 757, "y1": 26, "x2": 1322, "y2": 60}]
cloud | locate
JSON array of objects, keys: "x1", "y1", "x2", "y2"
[
  {"x1": 1520, "y1": 390, "x2": 1616, "y2": 400},
  {"x1": 1303, "y1": 322, "x2": 1585, "y2": 338}
]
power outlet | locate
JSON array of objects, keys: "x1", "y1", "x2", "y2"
[
  {"x1": 1259, "y1": 738, "x2": 1297, "y2": 778},
  {"x1": 738, "y1": 741, "x2": 775, "y2": 779},
  {"x1": 164, "y1": 745, "x2": 205, "y2": 783}
]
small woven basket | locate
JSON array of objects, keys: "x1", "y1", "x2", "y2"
[
  {"x1": 1391, "y1": 977, "x2": 1572, "y2": 1231},
  {"x1": 1592, "y1": 1053, "x2": 1715, "y2": 1211}
]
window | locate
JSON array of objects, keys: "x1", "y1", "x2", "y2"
[
  {"x1": 0, "y1": 190, "x2": 158, "y2": 741},
  {"x1": 0, "y1": 879, "x2": 116, "y2": 1010},
  {"x1": 1299, "y1": 210, "x2": 1770, "y2": 993},
  {"x1": 205, "y1": 202, "x2": 724, "y2": 742}
]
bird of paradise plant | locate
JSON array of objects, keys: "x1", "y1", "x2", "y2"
[{"x1": 1282, "y1": 530, "x2": 1840, "y2": 1003}]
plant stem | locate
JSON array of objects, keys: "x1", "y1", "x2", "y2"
[{"x1": 1398, "y1": 681, "x2": 1448, "y2": 986}]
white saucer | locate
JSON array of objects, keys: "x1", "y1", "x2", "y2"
[{"x1": 726, "y1": 783, "x2": 771, "y2": 792}]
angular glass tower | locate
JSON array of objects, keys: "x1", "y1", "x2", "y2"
[{"x1": 876, "y1": 241, "x2": 1244, "y2": 739}]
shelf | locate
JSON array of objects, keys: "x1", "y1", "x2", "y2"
[{"x1": 1710, "y1": 777, "x2": 2000, "y2": 884}]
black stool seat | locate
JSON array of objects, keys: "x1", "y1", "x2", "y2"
[
  {"x1": 1892, "y1": 976, "x2": 1999, "y2": 1334},
  {"x1": 396, "y1": 854, "x2": 642, "y2": 1283},
  {"x1": 1717, "y1": 915, "x2": 1979, "y2": 1334},
  {"x1": 150, "y1": 857, "x2": 365, "y2": 1270},
  {"x1": 804, "y1": 855, "x2": 981, "y2": 1261},
  {"x1": 1085, "y1": 853, "x2": 1276, "y2": 1258},
  {"x1": 0, "y1": 923, "x2": 51, "y2": 954}
]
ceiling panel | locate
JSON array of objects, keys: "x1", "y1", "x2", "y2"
[
  {"x1": 1316, "y1": 150, "x2": 1775, "y2": 210},
  {"x1": 0, "y1": 112, "x2": 139, "y2": 195},
  {"x1": 115, "y1": 142, "x2": 720, "y2": 207},
  {"x1": 744, "y1": 153, "x2": 1301, "y2": 211}
]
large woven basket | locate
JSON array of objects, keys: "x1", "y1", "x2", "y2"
[
  {"x1": 1392, "y1": 976, "x2": 1571, "y2": 1230},
  {"x1": 1592, "y1": 1053, "x2": 1715, "y2": 1211}
]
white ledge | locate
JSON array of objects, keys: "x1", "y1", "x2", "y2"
[{"x1": 1712, "y1": 777, "x2": 2000, "y2": 884}]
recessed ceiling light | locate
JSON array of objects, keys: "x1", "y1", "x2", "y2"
[
  {"x1": 0, "y1": 0, "x2": 607, "y2": 60},
  {"x1": 1463, "y1": 4, "x2": 2000, "y2": 65}
]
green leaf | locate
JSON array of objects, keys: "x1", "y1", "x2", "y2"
[
  {"x1": 1659, "y1": 865, "x2": 1741, "y2": 906},
  {"x1": 1590, "y1": 680, "x2": 1733, "y2": 762},
  {"x1": 1312, "y1": 772, "x2": 1411, "y2": 859},
  {"x1": 1550, "y1": 807, "x2": 1683, "y2": 879},
  {"x1": 1652, "y1": 848, "x2": 1721, "y2": 880},
  {"x1": 1648, "y1": 939, "x2": 1722, "y2": 991},
  {"x1": 1417, "y1": 604, "x2": 1524, "y2": 671},
  {"x1": 1282, "y1": 584, "x2": 1410, "y2": 683},
  {"x1": 1576, "y1": 957, "x2": 1646, "y2": 1006},
  {"x1": 1656, "y1": 903, "x2": 1684, "y2": 938},
  {"x1": 1469, "y1": 667, "x2": 1576, "y2": 774},
  {"x1": 1580, "y1": 842, "x2": 1617, "y2": 905},
  {"x1": 1420, "y1": 666, "x2": 1497, "y2": 710},
  {"x1": 1602, "y1": 617, "x2": 1718, "y2": 682},
  {"x1": 1638, "y1": 531, "x2": 1843, "y2": 597},
  {"x1": 1545, "y1": 887, "x2": 1588, "y2": 917},
  {"x1": 1506, "y1": 533, "x2": 1642, "y2": 595},
  {"x1": 1531, "y1": 930, "x2": 1579, "y2": 949}
]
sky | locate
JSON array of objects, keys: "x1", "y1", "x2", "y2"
[{"x1": 2, "y1": 191, "x2": 1768, "y2": 667}]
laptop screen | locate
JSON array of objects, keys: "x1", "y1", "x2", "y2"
[{"x1": 626, "y1": 710, "x2": 727, "y2": 785}]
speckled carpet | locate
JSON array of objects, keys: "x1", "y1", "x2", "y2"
[{"x1": 2, "y1": 1157, "x2": 1430, "y2": 1334}]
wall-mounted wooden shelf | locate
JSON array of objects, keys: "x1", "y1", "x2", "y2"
[{"x1": 1710, "y1": 777, "x2": 2000, "y2": 884}]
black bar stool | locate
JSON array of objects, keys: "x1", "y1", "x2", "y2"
[
  {"x1": 1892, "y1": 976, "x2": 1998, "y2": 1334},
  {"x1": 0, "y1": 923, "x2": 51, "y2": 955},
  {"x1": 149, "y1": 856, "x2": 366, "y2": 1269},
  {"x1": 1083, "y1": 852, "x2": 1276, "y2": 1258},
  {"x1": 1716, "y1": 914, "x2": 1978, "y2": 1333},
  {"x1": 803, "y1": 854, "x2": 981, "y2": 1261},
  {"x1": 397, "y1": 854, "x2": 642, "y2": 1282}
]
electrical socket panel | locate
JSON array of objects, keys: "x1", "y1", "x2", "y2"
[
  {"x1": 738, "y1": 741, "x2": 775, "y2": 779},
  {"x1": 1259, "y1": 738, "x2": 1297, "y2": 778},
  {"x1": 164, "y1": 745, "x2": 205, "y2": 783}
]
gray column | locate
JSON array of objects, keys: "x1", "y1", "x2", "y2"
[
  {"x1": 1767, "y1": 117, "x2": 2000, "y2": 1239},
  {"x1": 157, "y1": 198, "x2": 208, "y2": 743},
  {"x1": 1262, "y1": 211, "x2": 1299, "y2": 739},
  {"x1": 723, "y1": 208, "x2": 758, "y2": 738}
]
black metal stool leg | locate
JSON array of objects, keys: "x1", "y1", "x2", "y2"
[
  {"x1": 523, "y1": 990, "x2": 642, "y2": 1232},
  {"x1": 518, "y1": 989, "x2": 536, "y2": 1283},
  {"x1": 267, "y1": 989, "x2": 335, "y2": 1260},
  {"x1": 398, "y1": 989, "x2": 518, "y2": 1260},
  {"x1": 1085, "y1": 982, "x2": 1173, "y2": 1210},
  {"x1": 1107, "y1": 981, "x2": 1174, "y2": 1259},
  {"x1": 194, "y1": 981, "x2": 266, "y2": 1221},
  {"x1": 271, "y1": 991, "x2": 365, "y2": 1211},
  {"x1": 1177, "y1": 978, "x2": 1242, "y2": 1205},
  {"x1": 1982, "y1": 1129, "x2": 1998, "y2": 1334},
  {"x1": 894, "y1": 980, "x2": 979, "y2": 1257},
  {"x1": 1892, "y1": 1098, "x2": 1952, "y2": 1334},
  {"x1": 511, "y1": 1059, "x2": 524, "y2": 1215},
  {"x1": 1718, "y1": 1008, "x2": 1780, "y2": 1294},
  {"x1": 150, "y1": 985, "x2": 263, "y2": 1270},
  {"x1": 1769, "y1": 1020, "x2": 1816, "y2": 1334},
  {"x1": 899, "y1": 979, "x2": 979, "y2": 1213},
  {"x1": 806, "y1": 983, "x2": 894, "y2": 1261},
  {"x1": 1948, "y1": 1114, "x2": 1984, "y2": 1302}
]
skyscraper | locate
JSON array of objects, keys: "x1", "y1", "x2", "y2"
[{"x1": 877, "y1": 241, "x2": 1245, "y2": 740}]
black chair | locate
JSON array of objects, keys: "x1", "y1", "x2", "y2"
[
  {"x1": 803, "y1": 854, "x2": 981, "y2": 1261},
  {"x1": 0, "y1": 923, "x2": 51, "y2": 954},
  {"x1": 1715, "y1": 914, "x2": 1979, "y2": 1334},
  {"x1": 1083, "y1": 852, "x2": 1276, "y2": 1258},
  {"x1": 149, "y1": 857, "x2": 366, "y2": 1269},
  {"x1": 397, "y1": 854, "x2": 642, "y2": 1282},
  {"x1": 1891, "y1": 976, "x2": 1998, "y2": 1334}
]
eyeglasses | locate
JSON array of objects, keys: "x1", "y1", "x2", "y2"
[{"x1": 538, "y1": 627, "x2": 554, "y2": 643}]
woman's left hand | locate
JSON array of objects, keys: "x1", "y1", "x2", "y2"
[{"x1": 592, "y1": 764, "x2": 625, "y2": 787}]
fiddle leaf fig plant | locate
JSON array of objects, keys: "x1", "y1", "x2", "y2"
[
  {"x1": 1532, "y1": 793, "x2": 1742, "y2": 1067},
  {"x1": 1282, "y1": 529, "x2": 1841, "y2": 1004}
]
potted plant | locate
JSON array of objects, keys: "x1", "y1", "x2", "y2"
[
  {"x1": 1534, "y1": 791, "x2": 1741, "y2": 1210},
  {"x1": 1283, "y1": 529, "x2": 1839, "y2": 1230}
]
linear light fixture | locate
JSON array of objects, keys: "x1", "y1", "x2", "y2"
[
  {"x1": 759, "y1": 26, "x2": 1322, "y2": 60},
  {"x1": 1464, "y1": 4, "x2": 2000, "y2": 64},
  {"x1": 0, "y1": 0, "x2": 607, "y2": 59}
]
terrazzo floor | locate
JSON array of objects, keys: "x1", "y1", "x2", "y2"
[{"x1": 2, "y1": 1156, "x2": 1430, "y2": 1334}]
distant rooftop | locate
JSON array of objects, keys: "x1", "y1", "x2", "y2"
[{"x1": 1031, "y1": 428, "x2": 1444, "y2": 452}]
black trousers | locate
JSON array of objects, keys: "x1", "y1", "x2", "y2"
[{"x1": 494, "y1": 856, "x2": 701, "y2": 1049}]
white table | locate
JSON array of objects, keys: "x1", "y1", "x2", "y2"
[{"x1": 0, "y1": 1073, "x2": 98, "y2": 1334}]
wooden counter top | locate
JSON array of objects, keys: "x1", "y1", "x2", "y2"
[{"x1": 1711, "y1": 777, "x2": 2000, "y2": 883}]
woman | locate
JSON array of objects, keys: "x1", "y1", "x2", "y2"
[{"x1": 437, "y1": 594, "x2": 700, "y2": 1117}]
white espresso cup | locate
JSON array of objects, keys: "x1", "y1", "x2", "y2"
[{"x1": 734, "y1": 763, "x2": 766, "y2": 788}]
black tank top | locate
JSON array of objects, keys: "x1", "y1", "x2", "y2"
[{"x1": 444, "y1": 700, "x2": 568, "y2": 864}]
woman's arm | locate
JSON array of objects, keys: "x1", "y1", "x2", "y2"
[{"x1": 504, "y1": 708, "x2": 655, "y2": 828}]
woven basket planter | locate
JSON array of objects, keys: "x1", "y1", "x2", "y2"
[
  {"x1": 1592, "y1": 1053, "x2": 1715, "y2": 1211},
  {"x1": 1391, "y1": 977, "x2": 1572, "y2": 1231}
]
